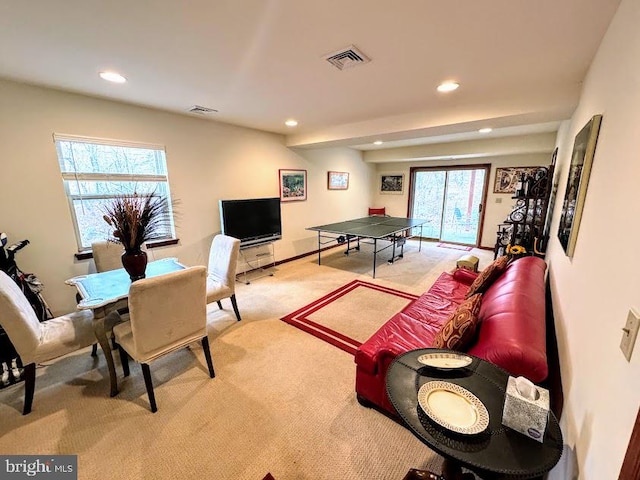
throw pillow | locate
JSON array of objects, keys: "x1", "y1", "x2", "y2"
[
  {"x1": 466, "y1": 255, "x2": 509, "y2": 298},
  {"x1": 433, "y1": 293, "x2": 483, "y2": 351}
]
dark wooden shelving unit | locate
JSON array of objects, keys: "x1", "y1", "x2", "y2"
[{"x1": 494, "y1": 152, "x2": 557, "y2": 259}]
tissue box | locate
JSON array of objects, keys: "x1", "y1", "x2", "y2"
[{"x1": 502, "y1": 376, "x2": 550, "y2": 442}]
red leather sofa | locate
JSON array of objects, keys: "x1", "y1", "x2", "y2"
[{"x1": 354, "y1": 256, "x2": 548, "y2": 415}]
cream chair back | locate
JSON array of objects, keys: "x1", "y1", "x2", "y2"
[
  {"x1": 0, "y1": 272, "x2": 41, "y2": 362},
  {"x1": 91, "y1": 241, "x2": 124, "y2": 272},
  {"x1": 127, "y1": 266, "x2": 207, "y2": 361},
  {"x1": 207, "y1": 234, "x2": 240, "y2": 291}
]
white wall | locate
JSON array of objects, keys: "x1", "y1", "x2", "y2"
[
  {"x1": 289, "y1": 146, "x2": 374, "y2": 254},
  {"x1": 546, "y1": 0, "x2": 640, "y2": 477},
  {"x1": 370, "y1": 153, "x2": 551, "y2": 248},
  {"x1": 0, "y1": 79, "x2": 374, "y2": 314}
]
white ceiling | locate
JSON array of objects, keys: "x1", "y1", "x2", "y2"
[{"x1": 0, "y1": 0, "x2": 621, "y2": 152}]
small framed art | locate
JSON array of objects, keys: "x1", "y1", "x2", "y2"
[
  {"x1": 380, "y1": 174, "x2": 404, "y2": 194},
  {"x1": 494, "y1": 166, "x2": 540, "y2": 194},
  {"x1": 279, "y1": 169, "x2": 307, "y2": 201},
  {"x1": 328, "y1": 171, "x2": 349, "y2": 190}
]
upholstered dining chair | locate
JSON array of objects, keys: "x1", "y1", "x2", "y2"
[
  {"x1": 368, "y1": 207, "x2": 387, "y2": 216},
  {"x1": 92, "y1": 240, "x2": 148, "y2": 272},
  {"x1": 0, "y1": 271, "x2": 95, "y2": 415},
  {"x1": 91, "y1": 240, "x2": 124, "y2": 273},
  {"x1": 112, "y1": 266, "x2": 214, "y2": 413},
  {"x1": 206, "y1": 234, "x2": 241, "y2": 321}
]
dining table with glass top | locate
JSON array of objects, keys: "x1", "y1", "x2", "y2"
[{"x1": 66, "y1": 257, "x2": 185, "y2": 397}]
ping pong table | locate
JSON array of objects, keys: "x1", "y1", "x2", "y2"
[{"x1": 307, "y1": 216, "x2": 429, "y2": 278}]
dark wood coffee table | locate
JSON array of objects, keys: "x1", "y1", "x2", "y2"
[{"x1": 386, "y1": 349, "x2": 563, "y2": 479}]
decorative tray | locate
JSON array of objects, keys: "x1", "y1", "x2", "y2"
[
  {"x1": 417, "y1": 352, "x2": 472, "y2": 370},
  {"x1": 417, "y1": 381, "x2": 489, "y2": 435}
]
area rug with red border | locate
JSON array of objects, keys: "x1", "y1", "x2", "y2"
[{"x1": 280, "y1": 279, "x2": 418, "y2": 355}]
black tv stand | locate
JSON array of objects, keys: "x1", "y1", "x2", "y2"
[{"x1": 237, "y1": 242, "x2": 275, "y2": 284}]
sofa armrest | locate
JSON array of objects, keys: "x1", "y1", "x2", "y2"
[{"x1": 452, "y1": 268, "x2": 479, "y2": 285}]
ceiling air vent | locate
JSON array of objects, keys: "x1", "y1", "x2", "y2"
[
  {"x1": 323, "y1": 45, "x2": 371, "y2": 70},
  {"x1": 188, "y1": 105, "x2": 218, "y2": 115}
]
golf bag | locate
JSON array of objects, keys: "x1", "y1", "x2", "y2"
[{"x1": 0, "y1": 232, "x2": 53, "y2": 388}]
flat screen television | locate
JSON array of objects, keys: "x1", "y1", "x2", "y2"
[{"x1": 219, "y1": 197, "x2": 282, "y2": 247}]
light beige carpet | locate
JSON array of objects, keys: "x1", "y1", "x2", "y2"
[{"x1": 0, "y1": 241, "x2": 493, "y2": 480}]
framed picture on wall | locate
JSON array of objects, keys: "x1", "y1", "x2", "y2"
[
  {"x1": 327, "y1": 171, "x2": 349, "y2": 190},
  {"x1": 557, "y1": 114, "x2": 603, "y2": 257},
  {"x1": 380, "y1": 173, "x2": 404, "y2": 194},
  {"x1": 494, "y1": 166, "x2": 540, "y2": 193},
  {"x1": 279, "y1": 169, "x2": 307, "y2": 201}
]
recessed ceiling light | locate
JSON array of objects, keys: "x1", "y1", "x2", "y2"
[
  {"x1": 478, "y1": 128, "x2": 493, "y2": 134},
  {"x1": 437, "y1": 81, "x2": 459, "y2": 93},
  {"x1": 99, "y1": 71, "x2": 127, "y2": 83},
  {"x1": 285, "y1": 119, "x2": 298, "y2": 127},
  {"x1": 373, "y1": 140, "x2": 383, "y2": 145}
]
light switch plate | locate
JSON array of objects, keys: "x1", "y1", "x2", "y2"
[{"x1": 620, "y1": 308, "x2": 640, "y2": 361}]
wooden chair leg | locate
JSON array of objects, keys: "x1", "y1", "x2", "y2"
[
  {"x1": 22, "y1": 363, "x2": 36, "y2": 415},
  {"x1": 117, "y1": 345, "x2": 130, "y2": 377},
  {"x1": 216, "y1": 300, "x2": 223, "y2": 310},
  {"x1": 201, "y1": 336, "x2": 215, "y2": 378},
  {"x1": 141, "y1": 363, "x2": 157, "y2": 413},
  {"x1": 230, "y1": 294, "x2": 242, "y2": 321}
]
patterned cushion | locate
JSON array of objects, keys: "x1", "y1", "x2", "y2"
[
  {"x1": 466, "y1": 256, "x2": 509, "y2": 298},
  {"x1": 433, "y1": 294, "x2": 483, "y2": 351}
]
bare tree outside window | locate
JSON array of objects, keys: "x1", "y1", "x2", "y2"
[{"x1": 55, "y1": 136, "x2": 176, "y2": 250}]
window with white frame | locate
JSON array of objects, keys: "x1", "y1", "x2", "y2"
[{"x1": 54, "y1": 135, "x2": 176, "y2": 251}]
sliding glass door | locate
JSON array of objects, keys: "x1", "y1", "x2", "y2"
[{"x1": 410, "y1": 165, "x2": 489, "y2": 246}]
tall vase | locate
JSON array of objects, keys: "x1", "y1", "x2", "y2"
[{"x1": 121, "y1": 249, "x2": 148, "y2": 282}]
